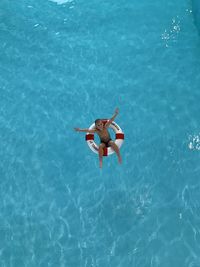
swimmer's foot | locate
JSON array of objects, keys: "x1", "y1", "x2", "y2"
[
  {"x1": 118, "y1": 155, "x2": 122, "y2": 164},
  {"x1": 99, "y1": 159, "x2": 103, "y2": 168}
]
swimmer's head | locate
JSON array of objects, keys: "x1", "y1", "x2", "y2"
[{"x1": 95, "y1": 119, "x2": 103, "y2": 131}]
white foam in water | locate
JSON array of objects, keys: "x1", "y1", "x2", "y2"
[
  {"x1": 50, "y1": 0, "x2": 73, "y2": 5},
  {"x1": 161, "y1": 16, "x2": 181, "y2": 47},
  {"x1": 188, "y1": 134, "x2": 200, "y2": 150}
]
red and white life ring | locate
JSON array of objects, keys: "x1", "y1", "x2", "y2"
[{"x1": 85, "y1": 119, "x2": 124, "y2": 156}]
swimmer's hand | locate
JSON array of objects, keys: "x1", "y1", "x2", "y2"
[
  {"x1": 74, "y1": 128, "x2": 96, "y2": 133},
  {"x1": 115, "y1": 107, "x2": 119, "y2": 114},
  {"x1": 74, "y1": 127, "x2": 81, "y2": 132}
]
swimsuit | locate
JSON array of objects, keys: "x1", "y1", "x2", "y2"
[{"x1": 100, "y1": 138, "x2": 112, "y2": 147}]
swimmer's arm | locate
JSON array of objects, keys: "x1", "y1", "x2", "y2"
[
  {"x1": 74, "y1": 128, "x2": 96, "y2": 133},
  {"x1": 105, "y1": 107, "x2": 119, "y2": 128}
]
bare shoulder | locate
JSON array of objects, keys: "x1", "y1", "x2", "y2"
[{"x1": 103, "y1": 125, "x2": 109, "y2": 132}]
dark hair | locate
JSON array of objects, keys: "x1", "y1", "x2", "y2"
[{"x1": 95, "y1": 119, "x2": 101, "y2": 124}]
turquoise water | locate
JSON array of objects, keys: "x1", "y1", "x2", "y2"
[
  {"x1": 1, "y1": 0, "x2": 200, "y2": 266},
  {"x1": 192, "y1": 0, "x2": 200, "y2": 33}
]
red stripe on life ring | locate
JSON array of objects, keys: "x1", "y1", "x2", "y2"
[
  {"x1": 85, "y1": 134, "x2": 94, "y2": 141},
  {"x1": 116, "y1": 133, "x2": 124, "y2": 139},
  {"x1": 103, "y1": 147, "x2": 108, "y2": 156}
]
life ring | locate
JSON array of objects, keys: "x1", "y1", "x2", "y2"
[{"x1": 85, "y1": 119, "x2": 124, "y2": 156}]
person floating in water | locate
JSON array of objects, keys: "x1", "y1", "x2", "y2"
[{"x1": 74, "y1": 108, "x2": 122, "y2": 168}]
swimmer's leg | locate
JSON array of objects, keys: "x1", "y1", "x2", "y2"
[
  {"x1": 98, "y1": 143, "x2": 106, "y2": 168},
  {"x1": 109, "y1": 141, "x2": 122, "y2": 164}
]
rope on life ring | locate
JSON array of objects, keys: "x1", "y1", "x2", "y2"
[{"x1": 85, "y1": 119, "x2": 124, "y2": 156}]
